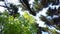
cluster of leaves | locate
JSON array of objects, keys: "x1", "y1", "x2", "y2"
[
  {"x1": 31, "y1": 0, "x2": 60, "y2": 34},
  {"x1": 33, "y1": 0, "x2": 59, "y2": 12},
  {"x1": 41, "y1": 27, "x2": 60, "y2": 34},
  {"x1": 0, "y1": 0, "x2": 60, "y2": 34},
  {"x1": 0, "y1": 11, "x2": 37, "y2": 34},
  {"x1": 40, "y1": 6, "x2": 60, "y2": 34}
]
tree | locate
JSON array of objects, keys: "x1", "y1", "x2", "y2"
[
  {"x1": 0, "y1": 11, "x2": 37, "y2": 34},
  {"x1": 33, "y1": 0, "x2": 60, "y2": 34},
  {"x1": 0, "y1": 0, "x2": 60, "y2": 34},
  {"x1": 39, "y1": 0, "x2": 60, "y2": 34}
]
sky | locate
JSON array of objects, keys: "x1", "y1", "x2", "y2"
[{"x1": 0, "y1": 0, "x2": 60, "y2": 34}]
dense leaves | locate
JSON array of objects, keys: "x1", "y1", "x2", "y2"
[
  {"x1": 0, "y1": 0, "x2": 60, "y2": 34},
  {"x1": 0, "y1": 11, "x2": 37, "y2": 34}
]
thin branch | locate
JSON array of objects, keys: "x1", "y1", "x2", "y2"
[
  {"x1": 0, "y1": 5, "x2": 7, "y2": 8},
  {"x1": 0, "y1": 0, "x2": 4, "y2": 1}
]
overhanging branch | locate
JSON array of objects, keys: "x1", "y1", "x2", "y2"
[{"x1": 0, "y1": 5, "x2": 10, "y2": 9}]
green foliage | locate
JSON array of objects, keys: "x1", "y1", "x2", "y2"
[
  {"x1": 50, "y1": 29, "x2": 59, "y2": 34},
  {"x1": 0, "y1": 11, "x2": 37, "y2": 34},
  {"x1": 0, "y1": 0, "x2": 59, "y2": 34}
]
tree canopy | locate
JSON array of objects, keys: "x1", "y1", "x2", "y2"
[{"x1": 0, "y1": 0, "x2": 60, "y2": 34}]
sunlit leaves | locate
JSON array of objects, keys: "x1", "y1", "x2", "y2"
[
  {"x1": 0, "y1": 11, "x2": 37, "y2": 34},
  {"x1": 23, "y1": 12, "x2": 36, "y2": 24},
  {"x1": 50, "y1": 29, "x2": 59, "y2": 34}
]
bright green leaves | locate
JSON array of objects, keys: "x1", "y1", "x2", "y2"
[
  {"x1": 0, "y1": 11, "x2": 37, "y2": 34},
  {"x1": 23, "y1": 12, "x2": 36, "y2": 24},
  {"x1": 22, "y1": 12, "x2": 37, "y2": 34},
  {"x1": 9, "y1": 16, "x2": 14, "y2": 21}
]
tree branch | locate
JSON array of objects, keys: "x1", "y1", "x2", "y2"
[{"x1": 0, "y1": 5, "x2": 11, "y2": 9}]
